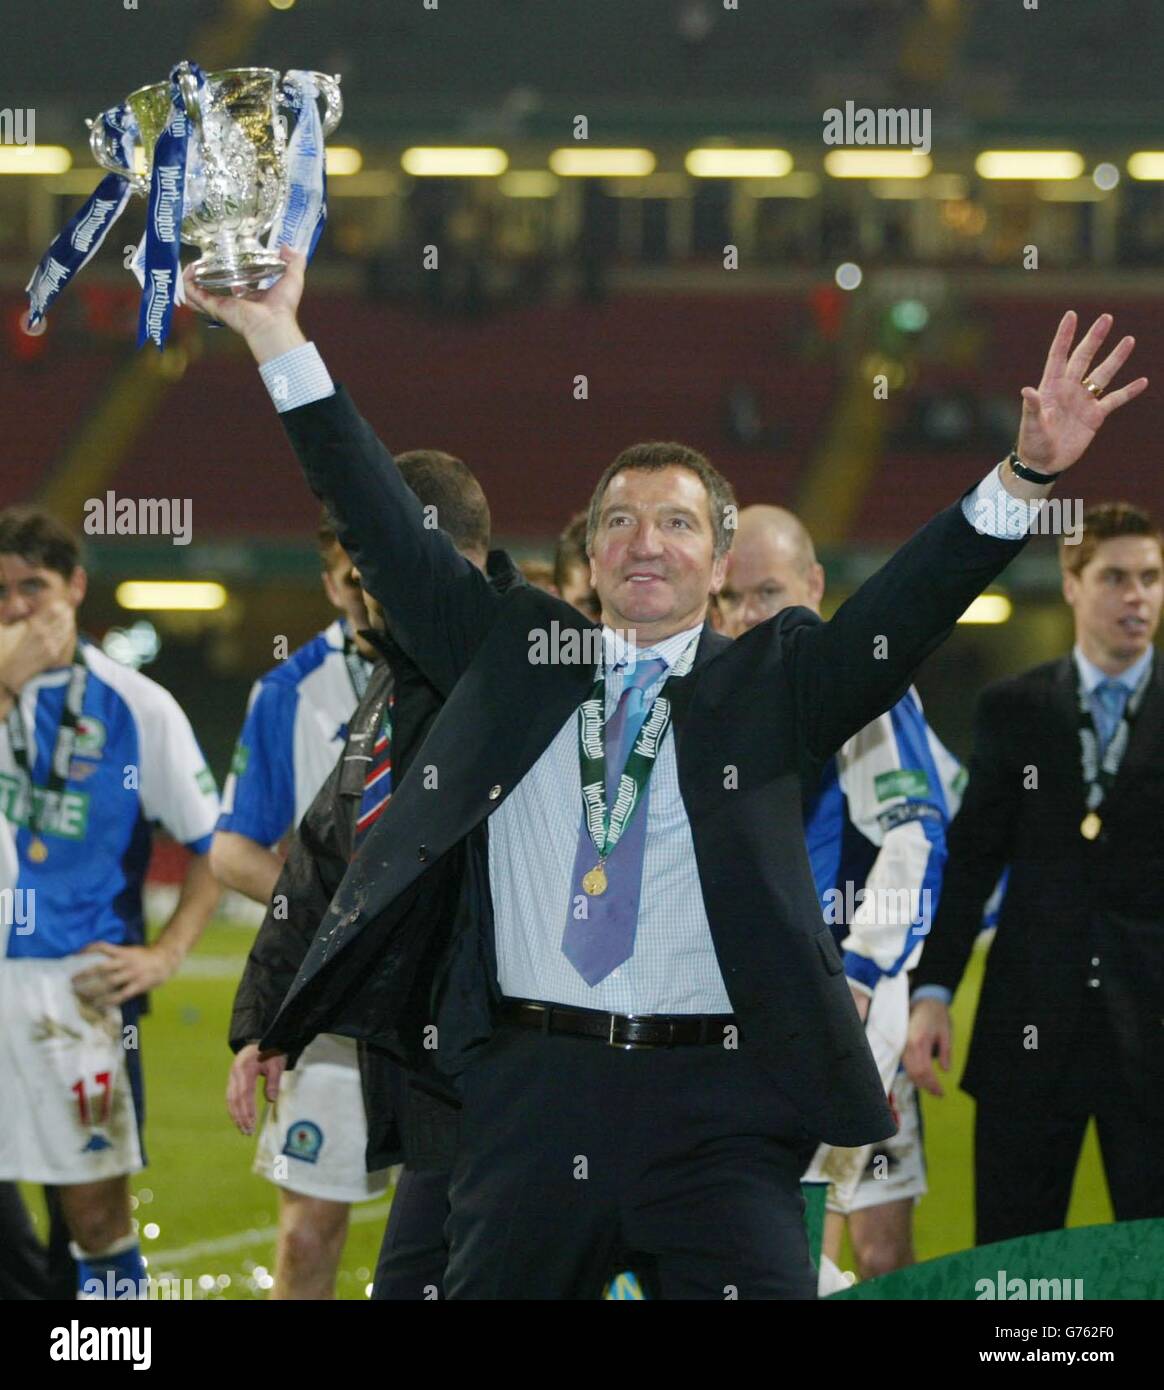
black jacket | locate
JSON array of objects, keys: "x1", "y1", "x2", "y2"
[
  {"x1": 229, "y1": 552, "x2": 522, "y2": 1168},
  {"x1": 261, "y1": 387, "x2": 1029, "y2": 1148},
  {"x1": 913, "y1": 653, "x2": 1164, "y2": 1114}
]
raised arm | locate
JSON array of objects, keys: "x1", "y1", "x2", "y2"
[
  {"x1": 183, "y1": 250, "x2": 497, "y2": 696},
  {"x1": 785, "y1": 311, "x2": 1146, "y2": 761}
]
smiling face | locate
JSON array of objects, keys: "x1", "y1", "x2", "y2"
[
  {"x1": 1063, "y1": 534, "x2": 1163, "y2": 673},
  {"x1": 588, "y1": 464, "x2": 727, "y2": 645}
]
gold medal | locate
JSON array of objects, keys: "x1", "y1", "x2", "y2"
[
  {"x1": 28, "y1": 836, "x2": 48, "y2": 863},
  {"x1": 1080, "y1": 812, "x2": 1102, "y2": 841},
  {"x1": 582, "y1": 864, "x2": 608, "y2": 896}
]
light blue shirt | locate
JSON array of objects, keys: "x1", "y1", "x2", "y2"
[
  {"x1": 1073, "y1": 643, "x2": 1154, "y2": 748},
  {"x1": 262, "y1": 342, "x2": 1042, "y2": 1014}
]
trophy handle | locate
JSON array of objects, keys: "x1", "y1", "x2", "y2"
[
  {"x1": 175, "y1": 61, "x2": 205, "y2": 138},
  {"x1": 87, "y1": 109, "x2": 145, "y2": 193},
  {"x1": 312, "y1": 72, "x2": 343, "y2": 138}
]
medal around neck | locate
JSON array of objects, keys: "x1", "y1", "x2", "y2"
[
  {"x1": 25, "y1": 61, "x2": 342, "y2": 349},
  {"x1": 582, "y1": 864, "x2": 608, "y2": 896}
]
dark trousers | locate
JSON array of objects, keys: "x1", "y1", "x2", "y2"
[
  {"x1": 974, "y1": 1099, "x2": 1164, "y2": 1245},
  {"x1": 444, "y1": 1025, "x2": 819, "y2": 1300},
  {"x1": 0, "y1": 1184, "x2": 73, "y2": 1300},
  {"x1": 371, "y1": 1166, "x2": 451, "y2": 1300}
]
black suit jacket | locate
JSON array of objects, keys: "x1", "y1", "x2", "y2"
[
  {"x1": 913, "y1": 653, "x2": 1164, "y2": 1114},
  {"x1": 261, "y1": 387, "x2": 1028, "y2": 1148},
  {"x1": 228, "y1": 557, "x2": 522, "y2": 1169}
]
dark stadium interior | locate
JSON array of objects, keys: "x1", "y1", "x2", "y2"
[{"x1": 3, "y1": 2, "x2": 1164, "y2": 1312}]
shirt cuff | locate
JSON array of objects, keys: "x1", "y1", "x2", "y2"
[
  {"x1": 843, "y1": 951, "x2": 882, "y2": 994},
  {"x1": 259, "y1": 343, "x2": 336, "y2": 413},
  {"x1": 961, "y1": 461, "x2": 1047, "y2": 539},
  {"x1": 911, "y1": 983, "x2": 953, "y2": 1007}
]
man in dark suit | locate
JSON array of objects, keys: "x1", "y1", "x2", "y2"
[
  {"x1": 187, "y1": 252, "x2": 1144, "y2": 1298},
  {"x1": 907, "y1": 502, "x2": 1164, "y2": 1245},
  {"x1": 226, "y1": 452, "x2": 516, "y2": 1299}
]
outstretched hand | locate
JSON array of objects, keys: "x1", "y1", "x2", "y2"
[
  {"x1": 183, "y1": 245, "x2": 308, "y2": 364},
  {"x1": 1016, "y1": 311, "x2": 1147, "y2": 477}
]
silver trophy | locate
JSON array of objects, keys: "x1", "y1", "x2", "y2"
[{"x1": 88, "y1": 63, "x2": 342, "y2": 293}]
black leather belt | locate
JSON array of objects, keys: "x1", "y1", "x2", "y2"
[{"x1": 497, "y1": 999, "x2": 737, "y2": 1050}]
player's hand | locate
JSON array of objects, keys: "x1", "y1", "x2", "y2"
[
  {"x1": 71, "y1": 942, "x2": 180, "y2": 1008},
  {"x1": 904, "y1": 997, "x2": 953, "y2": 1097},
  {"x1": 847, "y1": 982, "x2": 871, "y2": 1023},
  {"x1": 1015, "y1": 311, "x2": 1147, "y2": 477},
  {"x1": 227, "y1": 1043, "x2": 287, "y2": 1135},
  {"x1": 0, "y1": 600, "x2": 75, "y2": 690},
  {"x1": 182, "y1": 246, "x2": 308, "y2": 364}
]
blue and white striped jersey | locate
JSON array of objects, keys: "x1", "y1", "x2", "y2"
[
  {"x1": 217, "y1": 618, "x2": 369, "y2": 846},
  {"x1": 0, "y1": 639, "x2": 219, "y2": 958},
  {"x1": 804, "y1": 687, "x2": 965, "y2": 994}
]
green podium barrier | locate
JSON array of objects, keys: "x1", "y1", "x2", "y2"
[{"x1": 829, "y1": 1218, "x2": 1164, "y2": 1300}]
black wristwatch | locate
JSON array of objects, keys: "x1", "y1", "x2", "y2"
[{"x1": 1006, "y1": 449, "x2": 1056, "y2": 485}]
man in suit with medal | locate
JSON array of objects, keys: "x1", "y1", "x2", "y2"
[
  {"x1": 189, "y1": 251, "x2": 1145, "y2": 1297},
  {"x1": 908, "y1": 502, "x2": 1164, "y2": 1245}
]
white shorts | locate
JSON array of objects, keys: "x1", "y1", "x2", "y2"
[
  {"x1": 845, "y1": 1069, "x2": 926, "y2": 1214},
  {"x1": 0, "y1": 956, "x2": 145, "y2": 1184},
  {"x1": 803, "y1": 971, "x2": 926, "y2": 1213},
  {"x1": 254, "y1": 1032, "x2": 390, "y2": 1203}
]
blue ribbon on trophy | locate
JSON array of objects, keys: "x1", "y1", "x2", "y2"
[
  {"x1": 269, "y1": 70, "x2": 329, "y2": 267},
  {"x1": 24, "y1": 106, "x2": 138, "y2": 332},
  {"x1": 26, "y1": 62, "x2": 341, "y2": 348},
  {"x1": 137, "y1": 62, "x2": 203, "y2": 350}
]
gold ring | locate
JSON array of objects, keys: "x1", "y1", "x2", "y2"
[{"x1": 1082, "y1": 378, "x2": 1105, "y2": 398}]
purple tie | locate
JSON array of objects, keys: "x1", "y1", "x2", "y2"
[{"x1": 562, "y1": 656, "x2": 667, "y2": 986}]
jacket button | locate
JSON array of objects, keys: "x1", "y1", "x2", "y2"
[
  {"x1": 417, "y1": 845, "x2": 429, "y2": 863},
  {"x1": 1087, "y1": 977, "x2": 1101, "y2": 988},
  {"x1": 1090, "y1": 956, "x2": 1100, "y2": 967},
  {"x1": 488, "y1": 784, "x2": 502, "y2": 800}
]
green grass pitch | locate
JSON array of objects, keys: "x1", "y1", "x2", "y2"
[{"x1": 22, "y1": 919, "x2": 1112, "y2": 1299}]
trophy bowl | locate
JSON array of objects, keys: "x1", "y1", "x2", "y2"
[{"x1": 89, "y1": 65, "x2": 342, "y2": 294}]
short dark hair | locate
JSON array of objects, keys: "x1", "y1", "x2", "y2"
[
  {"x1": 553, "y1": 511, "x2": 589, "y2": 590},
  {"x1": 396, "y1": 449, "x2": 491, "y2": 557},
  {"x1": 585, "y1": 442, "x2": 736, "y2": 560},
  {"x1": 0, "y1": 507, "x2": 82, "y2": 580},
  {"x1": 1060, "y1": 502, "x2": 1162, "y2": 576}
]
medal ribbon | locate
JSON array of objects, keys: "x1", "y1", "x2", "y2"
[
  {"x1": 5, "y1": 650, "x2": 88, "y2": 844},
  {"x1": 1075, "y1": 658, "x2": 1153, "y2": 815},
  {"x1": 343, "y1": 633, "x2": 371, "y2": 702},
  {"x1": 576, "y1": 656, "x2": 687, "y2": 867}
]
